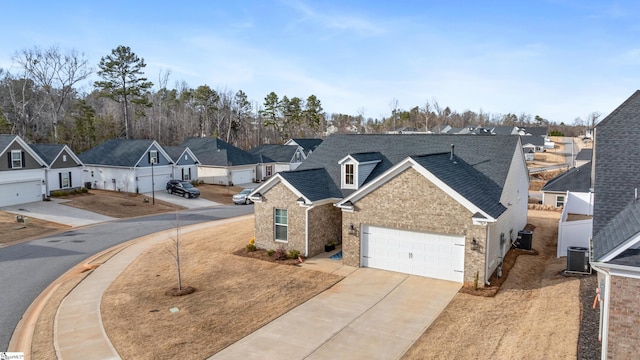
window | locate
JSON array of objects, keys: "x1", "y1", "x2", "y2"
[
  {"x1": 344, "y1": 163, "x2": 354, "y2": 185},
  {"x1": 556, "y1": 195, "x2": 565, "y2": 208},
  {"x1": 62, "y1": 154, "x2": 67, "y2": 162},
  {"x1": 294, "y1": 152, "x2": 301, "y2": 162},
  {"x1": 266, "y1": 165, "x2": 273, "y2": 177},
  {"x1": 60, "y1": 172, "x2": 71, "y2": 189},
  {"x1": 11, "y1": 150, "x2": 22, "y2": 168},
  {"x1": 274, "y1": 208, "x2": 288, "y2": 242},
  {"x1": 149, "y1": 150, "x2": 158, "y2": 164},
  {"x1": 182, "y1": 168, "x2": 191, "y2": 181}
]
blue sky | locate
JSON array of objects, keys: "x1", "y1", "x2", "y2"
[{"x1": 1, "y1": 0, "x2": 639, "y2": 123}]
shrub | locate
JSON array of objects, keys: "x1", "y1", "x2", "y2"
[
  {"x1": 267, "y1": 249, "x2": 275, "y2": 256},
  {"x1": 246, "y1": 243, "x2": 257, "y2": 252},
  {"x1": 81, "y1": 187, "x2": 89, "y2": 193},
  {"x1": 288, "y1": 249, "x2": 301, "y2": 259},
  {"x1": 50, "y1": 190, "x2": 64, "y2": 197},
  {"x1": 272, "y1": 246, "x2": 288, "y2": 260}
]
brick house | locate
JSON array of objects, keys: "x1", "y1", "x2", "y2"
[
  {"x1": 250, "y1": 134, "x2": 529, "y2": 287},
  {"x1": 591, "y1": 90, "x2": 640, "y2": 359}
]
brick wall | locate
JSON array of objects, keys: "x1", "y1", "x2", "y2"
[
  {"x1": 607, "y1": 275, "x2": 640, "y2": 359},
  {"x1": 341, "y1": 168, "x2": 488, "y2": 286},
  {"x1": 308, "y1": 203, "x2": 342, "y2": 257},
  {"x1": 253, "y1": 182, "x2": 306, "y2": 255}
]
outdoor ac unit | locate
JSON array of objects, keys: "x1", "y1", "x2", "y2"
[
  {"x1": 516, "y1": 230, "x2": 533, "y2": 250},
  {"x1": 567, "y1": 246, "x2": 590, "y2": 273}
]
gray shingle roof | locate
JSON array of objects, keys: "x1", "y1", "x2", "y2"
[
  {"x1": 349, "y1": 152, "x2": 383, "y2": 162},
  {"x1": 541, "y1": 162, "x2": 592, "y2": 193},
  {"x1": 593, "y1": 199, "x2": 640, "y2": 261},
  {"x1": 78, "y1": 139, "x2": 155, "y2": 166},
  {"x1": 299, "y1": 134, "x2": 519, "y2": 198},
  {"x1": 412, "y1": 153, "x2": 507, "y2": 218},
  {"x1": 279, "y1": 168, "x2": 343, "y2": 201},
  {"x1": 181, "y1": 138, "x2": 258, "y2": 166},
  {"x1": 575, "y1": 148, "x2": 593, "y2": 161},
  {"x1": 520, "y1": 135, "x2": 544, "y2": 146},
  {"x1": 593, "y1": 90, "x2": 640, "y2": 260},
  {"x1": 0, "y1": 134, "x2": 18, "y2": 153},
  {"x1": 29, "y1": 144, "x2": 64, "y2": 165},
  {"x1": 249, "y1": 144, "x2": 296, "y2": 163},
  {"x1": 520, "y1": 127, "x2": 548, "y2": 137},
  {"x1": 492, "y1": 126, "x2": 519, "y2": 135},
  {"x1": 163, "y1": 146, "x2": 187, "y2": 162},
  {"x1": 609, "y1": 249, "x2": 640, "y2": 266},
  {"x1": 290, "y1": 138, "x2": 323, "y2": 154}
]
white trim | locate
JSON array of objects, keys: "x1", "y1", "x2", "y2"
[
  {"x1": 341, "y1": 162, "x2": 356, "y2": 190},
  {"x1": 10, "y1": 150, "x2": 23, "y2": 168},
  {"x1": 249, "y1": 174, "x2": 310, "y2": 204},
  {"x1": 274, "y1": 208, "x2": 288, "y2": 242},
  {"x1": 600, "y1": 232, "x2": 640, "y2": 262}
]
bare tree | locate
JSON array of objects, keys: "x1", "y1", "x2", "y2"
[
  {"x1": 167, "y1": 211, "x2": 184, "y2": 291},
  {"x1": 14, "y1": 46, "x2": 92, "y2": 141}
]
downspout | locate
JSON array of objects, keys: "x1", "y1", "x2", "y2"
[
  {"x1": 591, "y1": 262, "x2": 610, "y2": 359},
  {"x1": 485, "y1": 223, "x2": 491, "y2": 285}
]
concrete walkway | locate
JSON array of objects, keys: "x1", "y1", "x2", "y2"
[
  {"x1": 53, "y1": 216, "x2": 252, "y2": 360},
  {"x1": 2, "y1": 199, "x2": 115, "y2": 227},
  {"x1": 211, "y1": 268, "x2": 461, "y2": 360}
]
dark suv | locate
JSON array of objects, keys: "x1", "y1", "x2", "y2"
[{"x1": 166, "y1": 180, "x2": 201, "y2": 198}]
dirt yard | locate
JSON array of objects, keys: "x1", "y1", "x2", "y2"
[
  {"x1": 0, "y1": 211, "x2": 68, "y2": 245},
  {"x1": 403, "y1": 210, "x2": 581, "y2": 359},
  {"x1": 101, "y1": 219, "x2": 343, "y2": 360}
]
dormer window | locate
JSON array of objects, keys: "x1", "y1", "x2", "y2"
[
  {"x1": 11, "y1": 150, "x2": 23, "y2": 169},
  {"x1": 149, "y1": 150, "x2": 158, "y2": 164},
  {"x1": 345, "y1": 164, "x2": 354, "y2": 185}
]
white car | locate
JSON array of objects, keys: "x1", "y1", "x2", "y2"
[{"x1": 232, "y1": 188, "x2": 254, "y2": 205}]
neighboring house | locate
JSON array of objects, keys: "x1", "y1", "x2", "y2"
[
  {"x1": 574, "y1": 148, "x2": 592, "y2": 168},
  {"x1": 0, "y1": 134, "x2": 47, "y2": 206},
  {"x1": 284, "y1": 138, "x2": 323, "y2": 156},
  {"x1": 385, "y1": 127, "x2": 428, "y2": 134},
  {"x1": 518, "y1": 126, "x2": 548, "y2": 137},
  {"x1": 429, "y1": 124, "x2": 452, "y2": 134},
  {"x1": 78, "y1": 139, "x2": 173, "y2": 193},
  {"x1": 491, "y1": 126, "x2": 520, "y2": 135},
  {"x1": 590, "y1": 91, "x2": 640, "y2": 359},
  {"x1": 524, "y1": 148, "x2": 535, "y2": 161},
  {"x1": 250, "y1": 134, "x2": 529, "y2": 287},
  {"x1": 163, "y1": 146, "x2": 199, "y2": 182},
  {"x1": 520, "y1": 135, "x2": 545, "y2": 153},
  {"x1": 249, "y1": 144, "x2": 306, "y2": 181},
  {"x1": 181, "y1": 137, "x2": 258, "y2": 185},
  {"x1": 29, "y1": 143, "x2": 84, "y2": 196},
  {"x1": 541, "y1": 162, "x2": 593, "y2": 257}
]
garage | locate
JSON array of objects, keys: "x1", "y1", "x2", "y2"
[
  {"x1": 137, "y1": 172, "x2": 172, "y2": 193},
  {"x1": 361, "y1": 225, "x2": 465, "y2": 282},
  {"x1": 0, "y1": 180, "x2": 43, "y2": 207},
  {"x1": 231, "y1": 169, "x2": 253, "y2": 185}
]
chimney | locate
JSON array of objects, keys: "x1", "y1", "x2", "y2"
[{"x1": 450, "y1": 144, "x2": 455, "y2": 161}]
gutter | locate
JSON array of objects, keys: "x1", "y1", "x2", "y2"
[
  {"x1": 485, "y1": 224, "x2": 491, "y2": 285},
  {"x1": 591, "y1": 261, "x2": 610, "y2": 359},
  {"x1": 303, "y1": 203, "x2": 315, "y2": 257}
]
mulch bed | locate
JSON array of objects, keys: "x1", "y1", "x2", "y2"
[
  {"x1": 578, "y1": 274, "x2": 601, "y2": 359},
  {"x1": 233, "y1": 248, "x2": 304, "y2": 266}
]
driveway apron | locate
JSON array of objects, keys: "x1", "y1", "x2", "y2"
[{"x1": 211, "y1": 268, "x2": 460, "y2": 360}]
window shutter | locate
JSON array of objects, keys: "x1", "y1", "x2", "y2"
[
  {"x1": 148, "y1": 152, "x2": 151, "y2": 164},
  {"x1": 7, "y1": 153, "x2": 11, "y2": 168},
  {"x1": 59, "y1": 173, "x2": 62, "y2": 188},
  {"x1": 188, "y1": 168, "x2": 192, "y2": 179},
  {"x1": 69, "y1": 172, "x2": 72, "y2": 187},
  {"x1": 21, "y1": 151, "x2": 25, "y2": 167},
  {"x1": 181, "y1": 168, "x2": 184, "y2": 180}
]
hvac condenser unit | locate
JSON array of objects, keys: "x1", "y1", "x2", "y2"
[{"x1": 567, "y1": 246, "x2": 590, "y2": 273}]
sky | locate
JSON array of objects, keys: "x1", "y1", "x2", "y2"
[{"x1": 1, "y1": 0, "x2": 639, "y2": 124}]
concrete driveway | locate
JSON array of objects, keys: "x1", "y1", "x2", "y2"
[
  {"x1": 211, "y1": 268, "x2": 461, "y2": 360},
  {"x1": 1, "y1": 199, "x2": 115, "y2": 227},
  {"x1": 145, "y1": 191, "x2": 221, "y2": 209}
]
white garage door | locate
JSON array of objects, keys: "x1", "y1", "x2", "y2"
[
  {"x1": 361, "y1": 225, "x2": 465, "y2": 282},
  {"x1": 138, "y1": 173, "x2": 172, "y2": 193},
  {"x1": 231, "y1": 169, "x2": 253, "y2": 185},
  {"x1": 0, "y1": 180, "x2": 42, "y2": 207}
]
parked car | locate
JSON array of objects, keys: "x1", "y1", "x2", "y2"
[
  {"x1": 166, "y1": 180, "x2": 201, "y2": 198},
  {"x1": 233, "y1": 188, "x2": 254, "y2": 204}
]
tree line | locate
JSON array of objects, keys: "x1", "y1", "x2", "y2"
[{"x1": 0, "y1": 45, "x2": 597, "y2": 153}]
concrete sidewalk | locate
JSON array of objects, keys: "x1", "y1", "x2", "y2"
[
  {"x1": 211, "y1": 268, "x2": 461, "y2": 360},
  {"x1": 53, "y1": 216, "x2": 252, "y2": 360},
  {"x1": 2, "y1": 199, "x2": 115, "y2": 227}
]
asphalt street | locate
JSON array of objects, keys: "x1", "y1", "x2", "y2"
[{"x1": 0, "y1": 205, "x2": 253, "y2": 351}]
